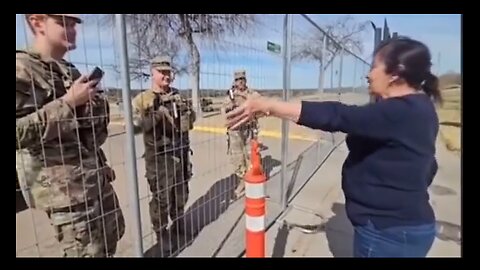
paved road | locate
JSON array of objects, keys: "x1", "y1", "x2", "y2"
[{"x1": 15, "y1": 126, "x2": 317, "y2": 257}]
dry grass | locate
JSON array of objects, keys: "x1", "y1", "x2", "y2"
[{"x1": 437, "y1": 86, "x2": 461, "y2": 154}]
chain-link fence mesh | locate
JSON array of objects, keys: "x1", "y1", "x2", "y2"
[{"x1": 16, "y1": 14, "x2": 371, "y2": 257}]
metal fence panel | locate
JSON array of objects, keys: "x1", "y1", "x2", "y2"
[{"x1": 16, "y1": 13, "x2": 371, "y2": 257}]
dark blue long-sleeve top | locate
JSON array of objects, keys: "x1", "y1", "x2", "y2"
[{"x1": 297, "y1": 93, "x2": 438, "y2": 228}]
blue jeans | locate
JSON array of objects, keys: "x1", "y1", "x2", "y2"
[{"x1": 353, "y1": 220, "x2": 436, "y2": 257}]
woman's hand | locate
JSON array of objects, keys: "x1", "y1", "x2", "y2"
[
  {"x1": 226, "y1": 94, "x2": 302, "y2": 130},
  {"x1": 226, "y1": 95, "x2": 269, "y2": 130}
]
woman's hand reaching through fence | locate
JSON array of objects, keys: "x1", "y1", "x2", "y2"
[
  {"x1": 225, "y1": 94, "x2": 303, "y2": 130},
  {"x1": 225, "y1": 95, "x2": 269, "y2": 130}
]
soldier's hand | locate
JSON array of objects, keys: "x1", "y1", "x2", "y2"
[
  {"x1": 61, "y1": 75, "x2": 99, "y2": 108},
  {"x1": 155, "y1": 106, "x2": 170, "y2": 117},
  {"x1": 155, "y1": 106, "x2": 175, "y2": 126}
]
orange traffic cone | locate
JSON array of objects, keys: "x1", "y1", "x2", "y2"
[{"x1": 244, "y1": 139, "x2": 266, "y2": 258}]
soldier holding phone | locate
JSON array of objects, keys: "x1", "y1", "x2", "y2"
[{"x1": 16, "y1": 14, "x2": 125, "y2": 257}]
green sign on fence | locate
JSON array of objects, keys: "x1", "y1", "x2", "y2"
[{"x1": 267, "y1": 41, "x2": 281, "y2": 54}]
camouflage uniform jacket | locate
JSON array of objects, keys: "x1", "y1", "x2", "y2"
[
  {"x1": 16, "y1": 49, "x2": 113, "y2": 211},
  {"x1": 131, "y1": 88, "x2": 196, "y2": 173}
]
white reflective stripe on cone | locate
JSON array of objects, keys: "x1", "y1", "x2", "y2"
[
  {"x1": 245, "y1": 182, "x2": 265, "y2": 199},
  {"x1": 246, "y1": 215, "x2": 265, "y2": 232}
]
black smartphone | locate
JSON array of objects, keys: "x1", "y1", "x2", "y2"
[
  {"x1": 88, "y1": 66, "x2": 104, "y2": 92},
  {"x1": 88, "y1": 66, "x2": 104, "y2": 82}
]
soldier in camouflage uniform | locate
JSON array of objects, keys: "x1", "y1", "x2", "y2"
[
  {"x1": 132, "y1": 56, "x2": 195, "y2": 252},
  {"x1": 16, "y1": 14, "x2": 125, "y2": 257},
  {"x1": 222, "y1": 70, "x2": 260, "y2": 199}
]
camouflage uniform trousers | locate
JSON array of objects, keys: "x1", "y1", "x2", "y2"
[
  {"x1": 146, "y1": 154, "x2": 190, "y2": 239},
  {"x1": 47, "y1": 183, "x2": 125, "y2": 257},
  {"x1": 227, "y1": 129, "x2": 251, "y2": 197}
]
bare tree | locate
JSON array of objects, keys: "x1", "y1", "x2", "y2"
[
  {"x1": 103, "y1": 15, "x2": 186, "y2": 82},
  {"x1": 106, "y1": 14, "x2": 257, "y2": 115},
  {"x1": 292, "y1": 15, "x2": 369, "y2": 91}
]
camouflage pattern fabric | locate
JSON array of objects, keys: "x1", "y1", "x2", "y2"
[
  {"x1": 16, "y1": 49, "x2": 124, "y2": 257},
  {"x1": 132, "y1": 88, "x2": 195, "y2": 236},
  {"x1": 222, "y1": 87, "x2": 260, "y2": 175}
]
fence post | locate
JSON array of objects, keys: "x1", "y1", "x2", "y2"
[
  {"x1": 280, "y1": 14, "x2": 293, "y2": 209},
  {"x1": 115, "y1": 14, "x2": 144, "y2": 257},
  {"x1": 317, "y1": 35, "x2": 327, "y2": 158},
  {"x1": 353, "y1": 57, "x2": 357, "y2": 93},
  {"x1": 370, "y1": 26, "x2": 383, "y2": 103},
  {"x1": 318, "y1": 35, "x2": 327, "y2": 94},
  {"x1": 338, "y1": 47, "x2": 344, "y2": 93},
  {"x1": 330, "y1": 58, "x2": 334, "y2": 90}
]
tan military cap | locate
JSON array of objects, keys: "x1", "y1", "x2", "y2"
[
  {"x1": 234, "y1": 70, "x2": 246, "y2": 80},
  {"x1": 47, "y1": 14, "x2": 83, "y2": 24},
  {"x1": 151, "y1": 55, "x2": 173, "y2": 71}
]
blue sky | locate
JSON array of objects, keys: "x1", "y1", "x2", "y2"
[{"x1": 16, "y1": 14, "x2": 461, "y2": 91}]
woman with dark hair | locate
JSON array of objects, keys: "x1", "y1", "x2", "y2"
[{"x1": 226, "y1": 37, "x2": 442, "y2": 257}]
